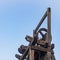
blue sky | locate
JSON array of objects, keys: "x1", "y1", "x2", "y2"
[{"x1": 0, "y1": 0, "x2": 60, "y2": 60}]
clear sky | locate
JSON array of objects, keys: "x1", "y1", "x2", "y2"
[{"x1": 0, "y1": 0, "x2": 60, "y2": 60}]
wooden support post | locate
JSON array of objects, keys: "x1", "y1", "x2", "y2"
[
  {"x1": 47, "y1": 8, "x2": 51, "y2": 46},
  {"x1": 29, "y1": 48, "x2": 34, "y2": 60}
]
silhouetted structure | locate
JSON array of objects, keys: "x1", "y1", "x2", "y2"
[{"x1": 15, "y1": 7, "x2": 56, "y2": 60}]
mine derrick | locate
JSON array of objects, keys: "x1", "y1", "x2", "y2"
[{"x1": 15, "y1": 7, "x2": 56, "y2": 60}]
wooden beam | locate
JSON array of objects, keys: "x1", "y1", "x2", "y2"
[
  {"x1": 47, "y1": 8, "x2": 52, "y2": 46},
  {"x1": 18, "y1": 46, "x2": 27, "y2": 54},
  {"x1": 25, "y1": 35, "x2": 33, "y2": 42},
  {"x1": 20, "y1": 38, "x2": 34, "y2": 60},
  {"x1": 34, "y1": 11, "x2": 47, "y2": 33},
  {"x1": 20, "y1": 46, "x2": 29, "y2": 60},
  {"x1": 29, "y1": 48, "x2": 34, "y2": 60},
  {"x1": 31, "y1": 46, "x2": 50, "y2": 52},
  {"x1": 15, "y1": 54, "x2": 21, "y2": 59}
]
